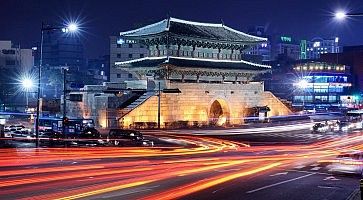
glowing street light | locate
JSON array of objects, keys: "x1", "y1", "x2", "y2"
[
  {"x1": 62, "y1": 22, "x2": 79, "y2": 33},
  {"x1": 21, "y1": 78, "x2": 34, "y2": 90},
  {"x1": 335, "y1": 11, "x2": 347, "y2": 20},
  {"x1": 334, "y1": 10, "x2": 363, "y2": 20}
]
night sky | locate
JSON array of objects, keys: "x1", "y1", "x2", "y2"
[{"x1": 1, "y1": 0, "x2": 363, "y2": 58}]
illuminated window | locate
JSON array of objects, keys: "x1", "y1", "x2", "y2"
[{"x1": 313, "y1": 42, "x2": 321, "y2": 47}]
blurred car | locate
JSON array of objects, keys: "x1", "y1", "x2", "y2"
[
  {"x1": 108, "y1": 129, "x2": 144, "y2": 146},
  {"x1": 39, "y1": 130, "x2": 65, "y2": 146},
  {"x1": 6, "y1": 125, "x2": 25, "y2": 132},
  {"x1": 311, "y1": 123, "x2": 329, "y2": 133},
  {"x1": 12, "y1": 130, "x2": 34, "y2": 142},
  {"x1": 328, "y1": 152, "x2": 363, "y2": 176},
  {"x1": 3, "y1": 129, "x2": 13, "y2": 138},
  {"x1": 72, "y1": 127, "x2": 104, "y2": 146}
]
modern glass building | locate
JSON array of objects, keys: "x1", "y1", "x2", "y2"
[{"x1": 292, "y1": 62, "x2": 352, "y2": 110}]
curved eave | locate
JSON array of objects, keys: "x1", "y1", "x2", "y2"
[{"x1": 115, "y1": 56, "x2": 271, "y2": 71}]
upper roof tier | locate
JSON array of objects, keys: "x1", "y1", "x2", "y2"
[{"x1": 120, "y1": 17, "x2": 267, "y2": 44}]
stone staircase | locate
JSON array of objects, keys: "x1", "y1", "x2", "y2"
[{"x1": 119, "y1": 91, "x2": 156, "y2": 117}]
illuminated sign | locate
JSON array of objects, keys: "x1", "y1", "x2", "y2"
[
  {"x1": 280, "y1": 36, "x2": 292, "y2": 42},
  {"x1": 117, "y1": 38, "x2": 137, "y2": 44},
  {"x1": 117, "y1": 38, "x2": 125, "y2": 44}
]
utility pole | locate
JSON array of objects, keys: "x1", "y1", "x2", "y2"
[
  {"x1": 62, "y1": 67, "x2": 68, "y2": 136},
  {"x1": 157, "y1": 82, "x2": 161, "y2": 129}
]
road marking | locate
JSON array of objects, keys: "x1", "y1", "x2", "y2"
[
  {"x1": 269, "y1": 172, "x2": 288, "y2": 177},
  {"x1": 310, "y1": 163, "x2": 319, "y2": 167},
  {"x1": 287, "y1": 169, "x2": 331, "y2": 176},
  {"x1": 246, "y1": 173, "x2": 315, "y2": 194},
  {"x1": 324, "y1": 176, "x2": 340, "y2": 181},
  {"x1": 311, "y1": 167, "x2": 321, "y2": 171},
  {"x1": 212, "y1": 187, "x2": 225, "y2": 194},
  {"x1": 318, "y1": 185, "x2": 337, "y2": 189},
  {"x1": 293, "y1": 165, "x2": 305, "y2": 169}
]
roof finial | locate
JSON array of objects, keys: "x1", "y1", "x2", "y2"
[{"x1": 166, "y1": 12, "x2": 171, "y2": 29}]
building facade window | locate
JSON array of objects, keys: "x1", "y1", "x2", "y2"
[
  {"x1": 117, "y1": 54, "x2": 121, "y2": 58},
  {"x1": 140, "y1": 54, "x2": 144, "y2": 58},
  {"x1": 5, "y1": 60, "x2": 15, "y2": 65},
  {"x1": 117, "y1": 74, "x2": 121, "y2": 78},
  {"x1": 128, "y1": 54, "x2": 132, "y2": 58},
  {"x1": 128, "y1": 73, "x2": 133, "y2": 78},
  {"x1": 128, "y1": 44, "x2": 133, "y2": 48},
  {"x1": 117, "y1": 44, "x2": 121, "y2": 48}
]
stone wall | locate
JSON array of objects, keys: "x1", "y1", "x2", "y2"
[{"x1": 121, "y1": 82, "x2": 292, "y2": 128}]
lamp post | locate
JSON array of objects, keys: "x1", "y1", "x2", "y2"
[
  {"x1": 35, "y1": 22, "x2": 79, "y2": 147},
  {"x1": 62, "y1": 66, "x2": 69, "y2": 138},
  {"x1": 297, "y1": 79, "x2": 308, "y2": 112}
]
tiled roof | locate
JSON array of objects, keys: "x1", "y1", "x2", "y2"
[{"x1": 120, "y1": 17, "x2": 266, "y2": 43}]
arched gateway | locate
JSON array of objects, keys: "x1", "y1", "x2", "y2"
[{"x1": 209, "y1": 99, "x2": 230, "y2": 126}]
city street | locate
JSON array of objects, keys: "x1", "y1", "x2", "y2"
[{"x1": 0, "y1": 126, "x2": 362, "y2": 200}]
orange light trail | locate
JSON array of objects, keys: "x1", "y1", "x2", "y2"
[{"x1": 1, "y1": 132, "x2": 363, "y2": 199}]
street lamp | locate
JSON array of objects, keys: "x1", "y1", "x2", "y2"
[
  {"x1": 334, "y1": 10, "x2": 363, "y2": 20},
  {"x1": 35, "y1": 22, "x2": 79, "y2": 147},
  {"x1": 335, "y1": 11, "x2": 347, "y2": 20},
  {"x1": 296, "y1": 79, "x2": 308, "y2": 112},
  {"x1": 21, "y1": 78, "x2": 34, "y2": 108}
]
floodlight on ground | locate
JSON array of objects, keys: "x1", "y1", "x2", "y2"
[{"x1": 297, "y1": 79, "x2": 308, "y2": 89}]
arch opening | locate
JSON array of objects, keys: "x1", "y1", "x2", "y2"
[{"x1": 209, "y1": 99, "x2": 230, "y2": 126}]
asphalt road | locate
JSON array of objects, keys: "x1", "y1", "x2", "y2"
[{"x1": 0, "y1": 125, "x2": 362, "y2": 200}]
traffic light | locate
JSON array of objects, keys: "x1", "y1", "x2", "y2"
[{"x1": 63, "y1": 117, "x2": 69, "y2": 126}]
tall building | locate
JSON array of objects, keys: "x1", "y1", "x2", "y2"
[
  {"x1": 41, "y1": 30, "x2": 85, "y2": 70},
  {"x1": 246, "y1": 26, "x2": 271, "y2": 61},
  {"x1": 293, "y1": 61, "x2": 352, "y2": 110},
  {"x1": 86, "y1": 55, "x2": 109, "y2": 84},
  {"x1": 0, "y1": 41, "x2": 34, "y2": 111},
  {"x1": 304, "y1": 37, "x2": 340, "y2": 60},
  {"x1": 33, "y1": 28, "x2": 86, "y2": 99},
  {"x1": 109, "y1": 36, "x2": 148, "y2": 82},
  {"x1": 320, "y1": 45, "x2": 363, "y2": 94},
  {"x1": 271, "y1": 36, "x2": 301, "y2": 60}
]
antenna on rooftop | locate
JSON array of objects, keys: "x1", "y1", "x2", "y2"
[{"x1": 221, "y1": 19, "x2": 225, "y2": 26}]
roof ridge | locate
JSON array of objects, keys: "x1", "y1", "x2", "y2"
[
  {"x1": 170, "y1": 17, "x2": 266, "y2": 41},
  {"x1": 120, "y1": 19, "x2": 168, "y2": 36},
  {"x1": 170, "y1": 17, "x2": 223, "y2": 27}
]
